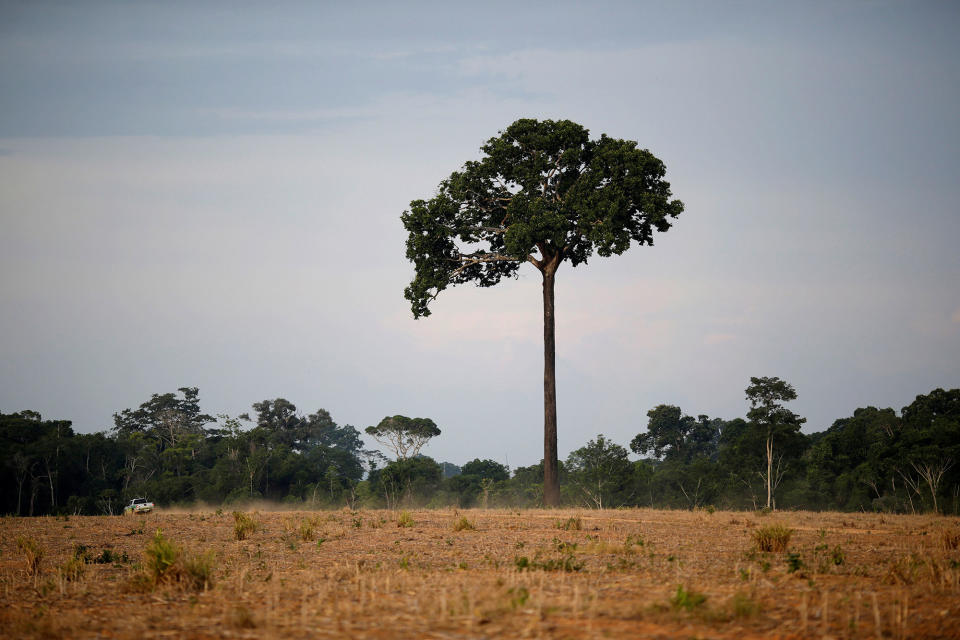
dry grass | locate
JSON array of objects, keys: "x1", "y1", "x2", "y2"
[{"x1": 0, "y1": 508, "x2": 958, "y2": 638}]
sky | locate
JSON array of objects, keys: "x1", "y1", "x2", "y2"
[{"x1": 1, "y1": 1, "x2": 958, "y2": 468}]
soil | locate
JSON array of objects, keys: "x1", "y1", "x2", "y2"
[{"x1": 1, "y1": 508, "x2": 958, "y2": 639}]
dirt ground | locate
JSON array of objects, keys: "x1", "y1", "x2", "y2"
[{"x1": 1, "y1": 508, "x2": 958, "y2": 639}]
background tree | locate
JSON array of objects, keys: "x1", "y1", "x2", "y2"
[
  {"x1": 805, "y1": 407, "x2": 899, "y2": 511},
  {"x1": 745, "y1": 376, "x2": 807, "y2": 510},
  {"x1": 566, "y1": 435, "x2": 633, "y2": 509},
  {"x1": 447, "y1": 458, "x2": 510, "y2": 507},
  {"x1": 631, "y1": 406, "x2": 723, "y2": 508},
  {"x1": 365, "y1": 415, "x2": 440, "y2": 460},
  {"x1": 402, "y1": 118, "x2": 683, "y2": 505},
  {"x1": 631, "y1": 405, "x2": 720, "y2": 464},
  {"x1": 371, "y1": 456, "x2": 443, "y2": 508},
  {"x1": 894, "y1": 389, "x2": 960, "y2": 513}
]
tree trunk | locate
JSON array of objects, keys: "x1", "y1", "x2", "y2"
[
  {"x1": 542, "y1": 259, "x2": 560, "y2": 507},
  {"x1": 45, "y1": 457, "x2": 56, "y2": 509},
  {"x1": 765, "y1": 434, "x2": 773, "y2": 510},
  {"x1": 15, "y1": 475, "x2": 24, "y2": 517}
]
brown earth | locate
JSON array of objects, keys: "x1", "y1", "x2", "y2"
[{"x1": 1, "y1": 508, "x2": 958, "y2": 639}]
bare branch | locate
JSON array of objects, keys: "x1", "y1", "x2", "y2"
[{"x1": 449, "y1": 252, "x2": 522, "y2": 279}]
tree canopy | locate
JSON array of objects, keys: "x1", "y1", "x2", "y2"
[
  {"x1": 402, "y1": 118, "x2": 684, "y2": 317},
  {"x1": 364, "y1": 415, "x2": 440, "y2": 460}
]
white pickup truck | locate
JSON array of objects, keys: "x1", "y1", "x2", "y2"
[{"x1": 123, "y1": 497, "x2": 154, "y2": 514}]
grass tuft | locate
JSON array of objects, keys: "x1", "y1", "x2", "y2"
[
  {"x1": 58, "y1": 554, "x2": 85, "y2": 582},
  {"x1": 233, "y1": 511, "x2": 259, "y2": 541},
  {"x1": 298, "y1": 519, "x2": 316, "y2": 541},
  {"x1": 181, "y1": 549, "x2": 216, "y2": 591},
  {"x1": 16, "y1": 537, "x2": 44, "y2": 578},
  {"x1": 752, "y1": 524, "x2": 793, "y2": 552},
  {"x1": 452, "y1": 515, "x2": 476, "y2": 531},
  {"x1": 144, "y1": 528, "x2": 180, "y2": 585},
  {"x1": 397, "y1": 511, "x2": 415, "y2": 528},
  {"x1": 939, "y1": 527, "x2": 960, "y2": 551},
  {"x1": 556, "y1": 516, "x2": 582, "y2": 531},
  {"x1": 134, "y1": 529, "x2": 217, "y2": 591}
]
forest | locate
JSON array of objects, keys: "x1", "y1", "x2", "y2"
[{"x1": 1, "y1": 384, "x2": 958, "y2": 517}]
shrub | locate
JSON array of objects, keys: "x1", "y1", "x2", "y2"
[
  {"x1": 785, "y1": 552, "x2": 804, "y2": 573},
  {"x1": 752, "y1": 524, "x2": 793, "y2": 552},
  {"x1": 16, "y1": 537, "x2": 44, "y2": 578},
  {"x1": 92, "y1": 548, "x2": 127, "y2": 564},
  {"x1": 233, "y1": 511, "x2": 259, "y2": 541},
  {"x1": 452, "y1": 516, "x2": 476, "y2": 532}
]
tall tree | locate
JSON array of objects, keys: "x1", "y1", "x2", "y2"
[
  {"x1": 402, "y1": 118, "x2": 683, "y2": 505},
  {"x1": 745, "y1": 376, "x2": 806, "y2": 510}
]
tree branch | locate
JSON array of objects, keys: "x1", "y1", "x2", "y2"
[{"x1": 449, "y1": 252, "x2": 523, "y2": 278}]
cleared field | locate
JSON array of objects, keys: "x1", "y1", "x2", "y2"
[{"x1": 1, "y1": 508, "x2": 958, "y2": 639}]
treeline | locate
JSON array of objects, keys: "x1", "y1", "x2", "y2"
[{"x1": 1, "y1": 384, "x2": 958, "y2": 516}]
